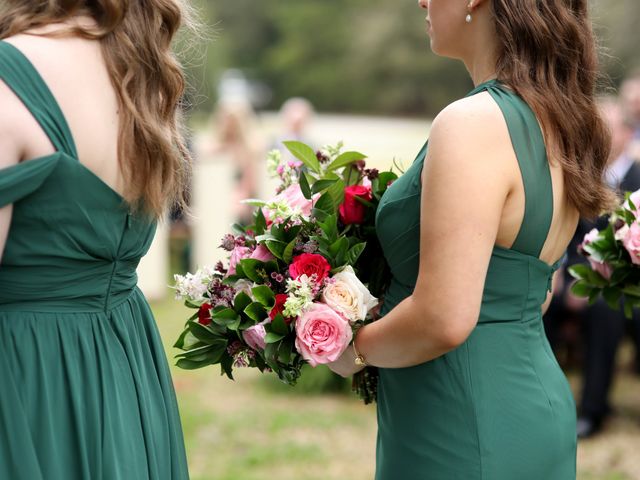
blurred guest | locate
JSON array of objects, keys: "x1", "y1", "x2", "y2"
[
  {"x1": 272, "y1": 97, "x2": 315, "y2": 154},
  {"x1": 210, "y1": 99, "x2": 263, "y2": 224},
  {"x1": 620, "y1": 70, "x2": 640, "y2": 146},
  {"x1": 549, "y1": 97, "x2": 640, "y2": 439}
]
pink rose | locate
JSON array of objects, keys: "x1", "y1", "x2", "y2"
[
  {"x1": 289, "y1": 253, "x2": 331, "y2": 283},
  {"x1": 250, "y1": 244, "x2": 275, "y2": 262},
  {"x1": 243, "y1": 321, "x2": 268, "y2": 351},
  {"x1": 295, "y1": 303, "x2": 353, "y2": 367},
  {"x1": 623, "y1": 222, "x2": 640, "y2": 265},
  {"x1": 228, "y1": 245, "x2": 251, "y2": 275}
]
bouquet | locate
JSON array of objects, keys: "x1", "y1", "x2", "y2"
[
  {"x1": 569, "y1": 189, "x2": 640, "y2": 317},
  {"x1": 173, "y1": 141, "x2": 398, "y2": 403}
]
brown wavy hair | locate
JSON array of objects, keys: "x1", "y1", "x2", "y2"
[
  {"x1": 0, "y1": 0, "x2": 193, "y2": 218},
  {"x1": 491, "y1": 0, "x2": 616, "y2": 218}
]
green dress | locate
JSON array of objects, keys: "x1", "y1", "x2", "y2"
[
  {"x1": 0, "y1": 41, "x2": 189, "y2": 479},
  {"x1": 374, "y1": 80, "x2": 576, "y2": 479}
]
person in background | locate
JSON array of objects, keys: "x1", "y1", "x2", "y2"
[
  {"x1": 210, "y1": 99, "x2": 263, "y2": 225},
  {"x1": 276, "y1": 97, "x2": 315, "y2": 145}
]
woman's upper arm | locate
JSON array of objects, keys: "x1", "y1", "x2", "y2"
[
  {"x1": 412, "y1": 95, "x2": 515, "y2": 345},
  {"x1": 0, "y1": 82, "x2": 23, "y2": 261}
]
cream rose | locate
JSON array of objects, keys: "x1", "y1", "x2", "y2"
[{"x1": 321, "y1": 266, "x2": 378, "y2": 323}]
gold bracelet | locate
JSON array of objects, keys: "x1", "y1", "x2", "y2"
[{"x1": 353, "y1": 331, "x2": 368, "y2": 367}]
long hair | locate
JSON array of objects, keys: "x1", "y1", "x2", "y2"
[
  {"x1": 491, "y1": 0, "x2": 616, "y2": 218},
  {"x1": 0, "y1": 0, "x2": 193, "y2": 219}
]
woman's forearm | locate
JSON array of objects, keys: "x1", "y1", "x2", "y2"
[{"x1": 356, "y1": 294, "x2": 469, "y2": 369}]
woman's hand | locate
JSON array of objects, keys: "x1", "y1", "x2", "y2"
[{"x1": 327, "y1": 344, "x2": 365, "y2": 378}]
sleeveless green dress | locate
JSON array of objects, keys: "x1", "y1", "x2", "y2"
[
  {"x1": 0, "y1": 41, "x2": 189, "y2": 479},
  {"x1": 374, "y1": 80, "x2": 577, "y2": 479}
]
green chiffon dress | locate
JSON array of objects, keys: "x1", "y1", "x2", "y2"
[
  {"x1": 0, "y1": 41, "x2": 189, "y2": 479},
  {"x1": 374, "y1": 80, "x2": 577, "y2": 479}
]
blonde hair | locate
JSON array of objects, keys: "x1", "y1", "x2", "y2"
[{"x1": 0, "y1": 0, "x2": 193, "y2": 218}]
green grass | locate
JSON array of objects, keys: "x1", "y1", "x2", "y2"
[{"x1": 152, "y1": 290, "x2": 640, "y2": 479}]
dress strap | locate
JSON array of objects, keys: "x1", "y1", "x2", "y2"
[
  {"x1": 0, "y1": 41, "x2": 78, "y2": 158},
  {"x1": 467, "y1": 80, "x2": 554, "y2": 258}
]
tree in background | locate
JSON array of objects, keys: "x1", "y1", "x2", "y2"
[{"x1": 181, "y1": 0, "x2": 640, "y2": 117}]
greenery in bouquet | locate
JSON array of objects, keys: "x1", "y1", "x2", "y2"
[
  {"x1": 173, "y1": 141, "x2": 398, "y2": 403},
  {"x1": 569, "y1": 189, "x2": 640, "y2": 318}
]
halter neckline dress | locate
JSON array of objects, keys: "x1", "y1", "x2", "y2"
[
  {"x1": 0, "y1": 40, "x2": 189, "y2": 480},
  {"x1": 374, "y1": 79, "x2": 576, "y2": 479}
]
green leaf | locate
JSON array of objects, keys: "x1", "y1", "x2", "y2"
[
  {"x1": 283, "y1": 141, "x2": 321, "y2": 174},
  {"x1": 314, "y1": 191, "x2": 334, "y2": 214},
  {"x1": 568, "y1": 263, "x2": 591, "y2": 281},
  {"x1": 300, "y1": 172, "x2": 312, "y2": 200},
  {"x1": 184, "y1": 299, "x2": 203, "y2": 309},
  {"x1": 270, "y1": 314, "x2": 290, "y2": 336},
  {"x1": 233, "y1": 292, "x2": 253, "y2": 314},
  {"x1": 190, "y1": 321, "x2": 225, "y2": 343},
  {"x1": 327, "y1": 178, "x2": 346, "y2": 209},
  {"x1": 622, "y1": 284, "x2": 640, "y2": 297},
  {"x1": 282, "y1": 238, "x2": 298, "y2": 264},
  {"x1": 265, "y1": 240, "x2": 286, "y2": 260},
  {"x1": 326, "y1": 151, "x2": 366, "y2": 172},
  {"x1": 329, "y1": 237, "x2": 349, "y2": 260},
  {"x1": 588, "y1": 288, "x2": 601, "y2": 305},
  {"x1": 244, "y1": 302, "x2": 268, "y2": 323},
  {"x1": 602, "y1": 287, "x2": 621, "y2": 310},
  {"x1": 278, "y1": 338, "x2": 294, "y2": 364},
  {"x1": 311, "y1": 178, "x2": 339, "y2": 194},
  {"x1": 176, "y1": 358, "x2": 209, "y2": 370},
  {"x1": 175, "y1": 344, "x2": 212, "y2": 361},
  {"x1": 254, "y1": 208, "x2": 267, "y2": 235},
  {"x1": 318, "y1": 214, "x2": 339, "y2": 242},
  {"x1": 571, "y1": 280, "x2": 594, "y2": 298},
  {"x1": 238, "y1": 258, "x2": 265, "y2": 283},
  {"x1": 265, "y1": 332, "x2": 286, "y2": 344},
  {"x1": 624, "y1": 300, "x2": 634, "y2": 319},
  {"x1": 346, "y1": 242, "x2": 367, "y2": 265},
  {"x1": 220, "y1": 353, "x2": 235, "y2": 380},
  {"x1": 252, "y1": 285, "x2": 275, "y2": 308}
]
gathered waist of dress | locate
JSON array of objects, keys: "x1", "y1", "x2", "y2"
[{"x1": 0, "y1": 262, "x2": 139, "y2": 313}]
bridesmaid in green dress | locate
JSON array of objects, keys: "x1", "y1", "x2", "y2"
[
  {"x1": 329, "y1": 1, "x2": 615, "y2": 478},
  {"x1": 0, "y1": 2, "x2": 191, "y2": 479}
]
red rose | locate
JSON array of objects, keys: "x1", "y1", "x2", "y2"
[
  {"x1": 198, "y1": 303, "x2": 212, "y2": 326},
  {"x1": 269, "y1": 294, "x2": 290, "y2": 321},
  {"x1": 339, "y1": 185, "x2": 373, "y2": 225},
  {"x1": 288, "y1": 253, "x2": 331, "y2": 283}
]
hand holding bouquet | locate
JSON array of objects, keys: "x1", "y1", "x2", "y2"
[{"x1": 173, "y1": 141, "x2": 398, "y2": 403}]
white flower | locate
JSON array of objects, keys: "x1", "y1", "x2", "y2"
[
  {"x1": 173, "y1": 267, "x2": 213, "y2": 302},
  {"x1": 283, "y1": 274, "x2": 315, "y2": 317},
  {"x1": 234, "y1": 279, "x2": 255, "y2": 299},
  {"x1": 321, "y1": 265, "x2": 378, "y2": 323}
]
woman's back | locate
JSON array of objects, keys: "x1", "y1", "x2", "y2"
[
  {"x1": 374, "y1": 80, "x2": 577, "y2": 480},
  {"x1": 0, "y1": 30, "x2": 189, "y2": 480}
]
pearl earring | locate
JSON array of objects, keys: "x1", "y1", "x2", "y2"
[{"x1": 465, "y1": 13, "x2": 472, "y2": 23}]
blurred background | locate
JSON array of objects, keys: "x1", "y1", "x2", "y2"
[{"x1": 136, "y1": 1, "x2": 640, "y2": 479}]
